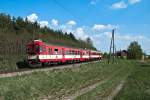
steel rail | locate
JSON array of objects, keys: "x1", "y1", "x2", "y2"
[{"x1": 0, "y1": 61, "x2": 100, "y2": 78}]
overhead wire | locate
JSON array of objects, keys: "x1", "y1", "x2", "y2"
[{"x1": 52, "y1": 0, "x2": 78, "y2": 19}]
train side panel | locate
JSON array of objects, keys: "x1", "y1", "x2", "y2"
[{"x1": 26, "y1": 40, "x2": 102, "y2": 67}]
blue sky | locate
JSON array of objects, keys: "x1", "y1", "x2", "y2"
[{"x1": 0, "y1": 0, "x2": 150, "y2": 54}]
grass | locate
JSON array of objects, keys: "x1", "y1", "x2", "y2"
[
  {"x1": 114, "y1": 61, "x2": 150, "y2": 100},
  {"x1": 75, "y1": 60, "x2": 136, "y2": 100},
  {"x1": 0, "y1": 56, "x2": 24, "y2": 71},
  {"x1": 0, "y1": 60, "x2": 146, "y2": 100},
  {"x1": 0, "y1": 60, "x2": 133, "y2": 100}
]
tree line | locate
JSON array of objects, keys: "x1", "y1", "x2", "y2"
[{"x1": 103, "y1": 41, "x2": 144, "y2": 60}]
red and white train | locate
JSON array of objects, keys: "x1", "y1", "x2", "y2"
[{"x1": 26, "y1": 40, "x2": 102, "y2": 67}]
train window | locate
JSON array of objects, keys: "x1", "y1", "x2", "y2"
[
  {"x1": 69, "y1": 50, "x2": 71, "y2": 55},
  {"x1": 74, "y1": 51, "x2": 76, "y2": 55},
  {"x1": 39, "y1": 46, "x2": 43, "y2": 53},
  {"x1": 66, "y1": 50, "x2": 68, "y2": 54},
  {"x1": 49, "y1": 48, "x2": 52, "y2": 54},
  {"x1": 74, "y1": 51, "x2": 77, "y2": 55},
  {"x1": 35, "y1": 45, "x2": 39, "y2": 53},
  {"x1": 75, "y1": 51, "x2": 77, "y2": 55},
  {"x1": 43, "y1": 46, "x2": 46, "y2": 52},
  {"x1": 54, "y1": 48, "x2": 58, "y2": 54},
  {"x1": 67, "y1": 50, "x2": 69, "y2": 54},
  {"x1": 78, "y1": 51, "x2": 80, "y2": 55},
  {"x1": 72, "y1": 50, "x2": 74, "y2": 55}
]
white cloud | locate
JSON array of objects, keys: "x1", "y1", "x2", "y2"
[
  {"x1": 90, "y1": 0, "x2": 98, "y2": 5},
  {"x1": 102, "y1": 31, "x2": 145, "y2": 41},
  {"x1": 26, "y1": 13, "x2": 49, "y2": 28},
  {"x1": 60, "y1": 25, "x2": 74, "y2": 34},
  {"x1": 111, "y1": 1, "x2": 127, "y2": 9},
  {"x1": 61, "y1": 26, "x2": 88, "y2": 40},
  {"x1": 116, "y1": 34, "x2": 144, "y2": 41},
  {"x1": 67, "y1": 20, "x2": 76, "y2": 26},
  {"x1": 51, "y1": 19, "x2": 58, "y2": 27},
  {"x1": 74, "y1": 27, "x2": 88, "y2": 40},
  {"x1": 128, "y1": 0, "x2": 141, "y2": 4},
  {"x1": 59, "y1": 20, "x2": 76, "y2": 34},
  {"x1": 91, "y1": 30, "x2": 147, "y2": 52},
  {"x1": 92, "y1": 24, "x2": 116, "y2": 31},
  {"x1": 61, "y1": 26, "x2": 74, "y2": 34},
  {"x1": 39, "y1": 21, "x2": 49, "y2": 28},
  {"x1": 27, "y1": 13, "x2": 38, "y2": 22},
  {"x1": 103, "y1": 32, "x2": 112, "y2": 38},
  {"x1": 111, "y1": 0, "x2": 141, "y2": 10}
]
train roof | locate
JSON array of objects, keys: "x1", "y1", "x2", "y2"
[{"x1": 29, "y1": 39, "x2": 101, "y2": 52}]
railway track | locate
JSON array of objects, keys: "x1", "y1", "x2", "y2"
[{"x1": 0, "y1": 61, "x2": 99, "y2": 78}]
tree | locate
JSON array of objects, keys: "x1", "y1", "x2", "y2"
[
  {"x1": 103, "y1": 52, "x2": 109, "y2": 59},
  {"x1": 69, "y1": 32, "x2": 76, "y2": 41},
  {"x1": 127, "y1": 41, "x2": 143, "y2": 60},
  {"x1": 86, "y1": 37, "x2": 93, "y2": 46}
]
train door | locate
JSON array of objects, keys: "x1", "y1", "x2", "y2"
[
  {"x1": 54, "y1": 48, "x2": 58, "y2": 60},
  {"x1": 80, "y1": 50, "x2": 83, "y2": 61},
  {"x1": 89, "y1": 51, "x2": 91, "y2": 60}
]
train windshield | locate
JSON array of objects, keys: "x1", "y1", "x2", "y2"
[{"x1": 26, "y1": 45, "x2": 39, "y2": 54}]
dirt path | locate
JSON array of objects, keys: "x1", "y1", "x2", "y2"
[
  {"x1": 62, "y1": 80, "x2": 107, "y2": 100},
  {"x1": 105, "y1": 80, "x2": 126, "y2": 100},
  {"x1": 41, "y1": 79, "x2": 108, "y2": 100},
  {"x1": 104, "y1": 72, "x2": 131, "y2": 100}
]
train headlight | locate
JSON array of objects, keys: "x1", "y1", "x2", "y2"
[{"x1": 28, "y1": 55, "x2": 37, "y2": 59}]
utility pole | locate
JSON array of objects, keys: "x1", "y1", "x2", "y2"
[
  {"x1": 112, "y1": 29, "x2": 115, "y2": 63},
  {"x1": 108, "y1": 29, "x2": 115, "y2": 64}
]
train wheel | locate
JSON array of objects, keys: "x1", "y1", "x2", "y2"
[{"x1": 42, "y1": 62, "x2": 45, "y2": 67}]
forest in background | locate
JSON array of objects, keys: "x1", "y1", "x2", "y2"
[{"x1": 0, "y1": 13, "x2": 96, "y2": 70}]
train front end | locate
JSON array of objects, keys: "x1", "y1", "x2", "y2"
[{"x1": 26, "y1": 40, "x2": 43, "y2": 67}]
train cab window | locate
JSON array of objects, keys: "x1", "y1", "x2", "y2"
[
  {"x1": 54, "y1": 49, "x2": 58, "y2": 54},
  {"x1": 49, "y1": 48, "x2": 52, "y2": 54},
  {"x1": 39, "y1": 46, "x2": 43, "y2": 53},
  {"x1": 35, "y1": 45, "x2": 39, "y2": 53},
  {"x1": 27, "y1": 45, "x2": 34, "y2": 53},
  {"x1": 39, "y1": 45, "x2": 46, "y2": 53},
  {"x1": 43, "y1": 46, "x2": 46, "y2": 52}
]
